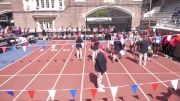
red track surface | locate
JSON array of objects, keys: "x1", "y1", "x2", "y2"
[{"x1": 0, "y1": 40, "x2": 180, "y2": 101}]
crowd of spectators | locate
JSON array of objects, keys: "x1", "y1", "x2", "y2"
[{"x1": 172, "y1": 7, "x2": 180, "y2": 25}]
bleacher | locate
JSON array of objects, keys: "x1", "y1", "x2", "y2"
[{"x1": 143, "y1": 0, "x2": 180, "y2": 30}]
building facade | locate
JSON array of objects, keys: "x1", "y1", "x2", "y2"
[
  {"x1": 10, "y1": 0, "x2": 142, "y2": 31},
  {"x1": 0, "y1": 0, "x2": 12, "y2": 27}
]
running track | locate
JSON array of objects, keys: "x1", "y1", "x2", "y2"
[{"x1": 0, "y1": 40, "x2": 180, "y2": 101}]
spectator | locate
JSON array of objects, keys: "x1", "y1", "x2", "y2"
[{"x1": 169, "y1": 35, "x2": 179, "y2": 57}]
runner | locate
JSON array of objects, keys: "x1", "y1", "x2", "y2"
[
  {"x1": 112, "y1": 35, "x2": 123, "y2": 63},
  {"x1": 75, "y1": 32, "x2": 83, "y2": 60},
  {"x1": 91, "y1": 33, "x2": 99, "y2": 62},
  {"x1": 129, "y1": 31, "x2": 135, "y2": 53},
  {"x1": 134, "y1": 31, "x2": 141, "y2": 53},
  {"x1": 152, "y1": 33, "x2": 162, "y2": 58},
  {"x1": 138, "y1": 34, "x2": 149, "y2": 66}
]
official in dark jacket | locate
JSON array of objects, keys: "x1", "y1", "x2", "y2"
[{"x1": 95, "y1": 45, "x2": 107, "y2": 92}]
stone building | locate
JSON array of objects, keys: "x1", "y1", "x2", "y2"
[
  {"x1": 1, "y1": 0, "x2": 143, "y2": 31},
  {"x1": 0, "y1": 0, "x2": 12, "y2": 27}
]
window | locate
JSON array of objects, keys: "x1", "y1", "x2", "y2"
[
  {"x1": 36, "y1": 0, "x2": 39, "y2": 7},
  {"x1": 59, "y1": 0, "x2": 65, "y2": 10},
  {"x1": 46, "y1": 0, "x2": 49, "y2": 8},
  {"x1": 59, "y1": 0, "x2": 62, "y2": 6},
  {"x1": 51, "y1": 0, "x2": 54, "y2": 8},
  {"x1": 27, "y1": 5, "x2": 30, "y2": 10},
  {"x1": 39, "y1": 21, "x2": 43, "y2": 28},
  {"x1": 41, "y1": 0, "x2": 45, "y2": 8},
  {"x1": 38, "y1": 20, "x2": 53, "y2": 29},
  {"x1": 49, "y1": 21, "x2": 52, "y2": 28},
  {"x1": 59, "y1": 0, "x2": 62, "y2": 9},
  {"x1": 23, "y1": 0, "x2": 64, "y2": 11}
]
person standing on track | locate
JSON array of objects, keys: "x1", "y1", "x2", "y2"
[
  {"x1": 95, "y1": 44, "x2": 107, "y2": 92},
  {"x1": 134, "y1": 32, "x2": 141, "y2": 53},
  {"x1": 129, "y1": 31, "x2": 135, "y2": 53},
  {"x1": 152, "y1": 33, "x2": 162, "y2": 58},
  {"x1": 42, "y1": 29, "x2": 47, "y2": 41},
  {"x1": 138, "y1": 34, "x2": 149, "y2": 66},
  {"x1": 112, "y1": 35, "x2": 123, "y2": 63},
  {"x1": 91, "y1": 33, "x2": 99, "y2": 62},
  {"x1": 75, "y1": 32, "x2": 83, "y2": 60}
]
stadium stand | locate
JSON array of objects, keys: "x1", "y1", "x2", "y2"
[{"x1": 143, "y1": 0, "x2": 180, "y2": 30}]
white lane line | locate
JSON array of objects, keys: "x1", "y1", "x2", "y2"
[
  {"x1": 0, "y1": 78, "x2": 180, "y2": 92},
  {"x1": 46, "y1": 48, "x2": 75, "y2": 101},
  {"x1": 0, "y1": 50, "x2": 36, "y2": 71},
  {"x1": 0, "y1": 41, "x2": 54, "y2": 72},
  {"x1": 161, "y1": 54, "x2": 180, "y2": 66},
  {"x1": 39, "y1": 49, "x2": 44, "y2": 52},
  {"x1": 80, "y1": 41, "x2": 87, "y2": 101},
  {"x1": 126, "y1": 52, "x2": 178, "y2": 94},
  {"x1": 103, "y1": 51, "x2": 150, "y2": 101},
  {"x1": 105, "y1": 72, "x2": 116, "y2": 101},
  {"x1": 1, "y1": 72, "x2": 179, "y2": 77},
  {"x1": 0, "y1": 42, "x2": 59, "y2": 87},
  {"x1": 103, "y1": 50, "x2": 117, "y2": 101},
  {"x1": 12, "y1": 42, "x2": 68, "y2": 101},
  {"x1": 63, "y1": 49, "x2": 70, "y2": 52},
  {"x1": 151, "y1": 59, "x2": 180, "y2": 77},
  {"x1": 118, "y1": 62, "x2": 151, "y2": 101}
]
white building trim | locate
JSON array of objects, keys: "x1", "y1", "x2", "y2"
[
  {"x1": 22, "y1": 0, "x2": 65, "y2": 11},
  {"x1": 83, "y1": 6, "x2": 134, "y2": 18},
  {"x1": 0, "y1": 10, "x2": 12, "y2": 15}
]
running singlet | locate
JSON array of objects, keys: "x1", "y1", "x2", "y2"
[
  {"x1": 155, "y1": 36, "x2": 162, "y2": 44},
  {"x1": 134, "y1": 35, "x2": 140, "y2": 42},
  {"x1": 167, "y1": 35, "x2": 172, "y2": 42}
]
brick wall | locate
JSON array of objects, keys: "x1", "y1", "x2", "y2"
[
  {"x1": 0, "y1": 4, "x2": 11, "y2": 12},
  {"x1": 11, "y1": 0, "x2": 142, "y2": 30}
]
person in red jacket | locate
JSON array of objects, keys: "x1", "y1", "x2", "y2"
[{"x1": 169, "y1": 35, "x2": 178, "y2": 57}]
